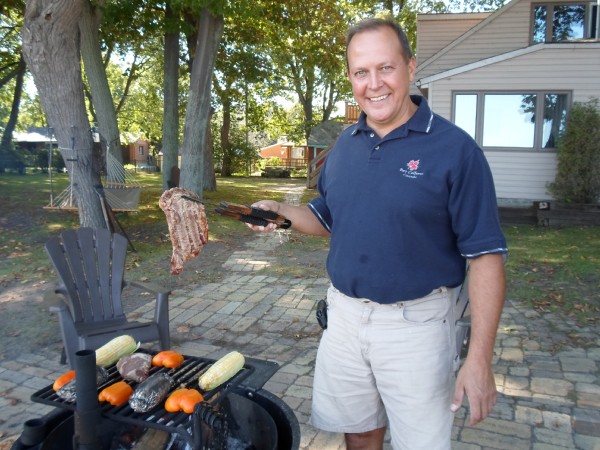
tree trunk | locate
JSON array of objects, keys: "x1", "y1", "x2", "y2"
[
  {"x1": 322, "y1": 80, "x2": 337, "y2": 122},
  {"x1": 79, "y1": 0, "x2": 123, "y2": 179},
  {"x1": 22, "y1": 0, "x2": 105, "y2": 229},
  {"x1": 179, "y1": 8, "x2": 223, "y2": 198},
  {"x1": 220, "y1": 95, "x2": 233, "y2": 176},
  {"x1": 115, "y1": 53, "x2": 139, "y2": 116},
  {"x1": 203, "y1": 107, "x2": 216, "y2": 191},
  {"x1": 302, "y1": 70, "x2": 315, "y2": 143},
  {"x1": 383, "y1": 0, "x2": 394, "y2": 14},
  {"x1": 0, "y1": 56, "x2": 26, "y2": 157},
  {"x1": 289, "y1": 61, "x2": 315, "y2": 142},
  {"x1": 162, "y1": 2, "x2": 180, "y2": 191}
]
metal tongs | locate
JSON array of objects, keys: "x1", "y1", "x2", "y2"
[{"x1": 215, "y1": 201, "x2": 292, "y2": 229}]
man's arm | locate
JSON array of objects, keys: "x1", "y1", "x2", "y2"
[
  {"x1": 451, "y1": 253, "x2": 505, "y2": 425},
  {"x1": 248, "y1": 200, "x2": 330, "y2": 237}
]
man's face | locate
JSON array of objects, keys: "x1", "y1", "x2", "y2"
[{"x1": 347, "y1": 26, "x2": 416, "y2": 136}]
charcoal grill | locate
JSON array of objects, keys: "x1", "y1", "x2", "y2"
[{"x1": 12, "y1": 350, "x2": 300, "y2": 450}]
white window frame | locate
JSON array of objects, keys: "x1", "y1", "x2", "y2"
[
  {"x1": 531, "y1": 2, "x2": 598, "y2": 44},
  {"x1": 452, "y1": 91, "x2": 571, "y2": 152}
]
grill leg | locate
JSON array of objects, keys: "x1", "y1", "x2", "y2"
[{"x1": 60, "y1": 347, "x2": 67, "y2": 365}]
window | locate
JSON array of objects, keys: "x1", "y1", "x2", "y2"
[
  {"x1": 138, "y1": 145, "x2": 144, "y2": 155},
  {"x1": 454, "y1": 94, "x2": 477, "y2": 138},
  {"x1": 532, "y1": 2, "x2": 598, "y2": 43},
  {"x1": 453, "y1": 92, "x2": 569, "y2": 150},
  {"x1": 483, "y1": 94, "x2": 535, "y2": 147},
  {"x1": 542, "y1": 94, "x2": 569, "y2": 148}
]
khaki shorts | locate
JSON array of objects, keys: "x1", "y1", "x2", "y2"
[{"x1": 310, "y1": 285, "x2": 458, "y2": 450}]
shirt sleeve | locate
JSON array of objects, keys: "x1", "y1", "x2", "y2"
[{"x1": 449, "y1": 146, "x2": 508, "y2": 259}]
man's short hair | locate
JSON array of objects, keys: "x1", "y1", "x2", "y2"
[{"x1": 346, "y1": 17, "x2": 414, "y2": 64}]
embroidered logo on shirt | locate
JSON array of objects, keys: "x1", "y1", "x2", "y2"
[
  {"x1": 400, "y1": 159, "x2": 424, "y2": 179},
  {"x1": 407, "y1": 160, "x2": 420, "y2": 171}
]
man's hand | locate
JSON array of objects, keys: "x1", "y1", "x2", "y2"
[
  {"x1": 246, "y1": 201, "x2": 331, "y2": 237},
  {"x1": 245, "y1": 200, "x2": 280, "y2": 232},
  {"x1": 451, "y1": 357, "x2": 497, "y2": 425},
  {"x1": 450, "y1": 253, "x2": 505, "y2": 426}
]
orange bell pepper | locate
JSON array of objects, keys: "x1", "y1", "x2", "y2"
[
  {"x1": 165, "y1": 388, "x2": 204, "y2": 414},
  {"x1": 53, "y1": 370, "x2": 76, "y2": 391},
  {"x1": 180, "y1": 389, "x2": 204, "y2": 414},
  {"x1": 98, "y1": 381, "x2": 134, "y2": 406},
  {"x1": 152, "y1": 350, "x2": 184, "y2": 368}
]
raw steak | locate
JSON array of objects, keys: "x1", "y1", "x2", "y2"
[
  {"x1": 116, "y1": 352, "x2": 152, "y2": 383},
  {"x1": 159, "y1": 188, "x2": 208, "y2": 275}
]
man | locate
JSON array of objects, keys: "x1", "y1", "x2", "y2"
[{"x1": 248, "y1": 17, "x2": 507, "y2": 450}]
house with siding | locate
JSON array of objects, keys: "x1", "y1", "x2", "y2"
[
  {"x1": 259, "y1": 140, "x2": 308, "y2": 168},
  {"x1": 128, "y1": 138, "x2": 155, "y2": 170},
  {"x1": 414, "y1": 0, "x2": 600, "y2": 204}
]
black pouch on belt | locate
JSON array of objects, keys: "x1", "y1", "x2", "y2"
[{"x1": 316, "y1": 299, "x2": 328, "y2": 330}]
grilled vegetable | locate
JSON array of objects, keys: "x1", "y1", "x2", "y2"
[
  {"x1": 152, "y1": 350, "x2": 184, "y2": 369},
  {"x1": 98, "y1": 381, "x2": 134, "y2": 406},
  {"x1": 198, "y1": 351, "x2": 245, "y2": 391},
  {"x1": 53, "y1": 370, "x2": 76, "y2": 391},
  {"x1": 129, "y1": 372, "x2": 173, "y2": 413},
  {"x1": 165, "y1": 388, "x2": 204, "y2": 414},
  {"x1": 164, "y1": 388, "x2": 187, "y2": 412},
  {"x1": 95, "y1": 335, "x2": 139, "y2": 367},
  {"x1": 56, "y1": 366, "x2": 110, "y2": 402}
]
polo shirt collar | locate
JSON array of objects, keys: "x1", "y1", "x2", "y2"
[
  {"x1": 351, "y1": 95, "x2": 434, "y2": 138},
  {"x1": 407, "y1": 95, "x2": 434, "y2": 133}
]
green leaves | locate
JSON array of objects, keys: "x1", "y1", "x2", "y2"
[{"x1": 549, "y1": 98, "x2": 600, "y2": 204}]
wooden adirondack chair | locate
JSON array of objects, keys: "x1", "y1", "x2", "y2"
[{"x1": 45, "y1": 227, "x2": 171, "y2": 368}]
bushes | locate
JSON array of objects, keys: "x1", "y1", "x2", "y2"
[
  {"x1": 548, "y1": 98, "x2": 600, "y2": 204},
  {"x1": 261, "y1": 167, "x2": 290, "y2": 178}
]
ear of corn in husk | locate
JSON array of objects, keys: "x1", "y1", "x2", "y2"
[
  {"x1": 95, "y1": 335, "x2": 139, "y2": 367},
  {"x1": 198, "y1": 351, "x2": 245, "y2": 391}
]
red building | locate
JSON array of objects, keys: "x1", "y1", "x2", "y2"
[
  {"x1": 259, "y1": 140, "x2": 308, "y2": 169},
  {"x1": 128, "y1": 138, "x2": 154, "y2": 168}
]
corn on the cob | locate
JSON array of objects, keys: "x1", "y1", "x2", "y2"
[
  {"x1": 95, "y1": 335, "x2": 139, "y2": 367},
  {"x1": 198, "y1": 351, "x2": 245, "y2": 391}
]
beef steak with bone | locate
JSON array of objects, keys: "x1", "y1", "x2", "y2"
[{"x1": 159, "y1": 188, "x2": 208, "y2": 275}]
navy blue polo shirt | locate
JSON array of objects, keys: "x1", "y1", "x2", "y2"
[{"x1": 308, "y1": 96, "x2": 507, "y2": 303}]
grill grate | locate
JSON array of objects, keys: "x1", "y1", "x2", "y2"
[{"x1": 31, "y1": 354, "x2": 258, "y2": 449}]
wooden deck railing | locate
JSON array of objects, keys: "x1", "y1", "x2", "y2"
[
  {"x1": 345, "y1": 103, "x2": 360, "y2": 123},
  {"x1": 264, "y1": 157, "x2": 307, "y2": 169},
  {"x1": 307, "y1": 146, "x2": 331, "y2": 189}
]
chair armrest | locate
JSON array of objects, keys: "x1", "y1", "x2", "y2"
[
  {"x1": 125, "y1": 281, "x2": 171, "y2": 331},
  {"x1": 125, "y1": 280, "x2": 171, "y2": 297},
  {"x1": 45, "y1": 289, "x2": 68, "y2": 313}
]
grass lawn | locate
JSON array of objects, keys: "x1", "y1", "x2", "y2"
[
  {"x1": 503, "y1": 225, "x2": 599, "y2": 328},
  {"x1": 0, "y1": 172, "x2": 309, "y2": 287},
  {"x1": 1, "y1": 171, "x2": 598, "y2": 329}
]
